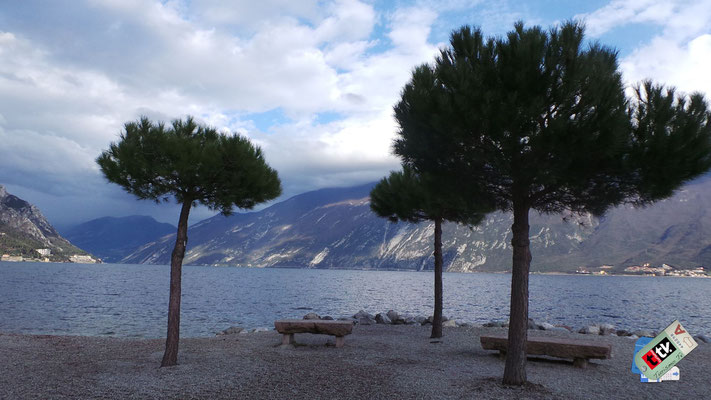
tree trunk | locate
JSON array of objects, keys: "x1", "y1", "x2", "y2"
[
  {"x1": 431, "y1": 217, "x2": 444, "y2": 339},
  {"x1": 502, "y1": 199, "x2": 531, "y2": 385},
  {"x1": 161, "y1": 199, "x2": 191, "y2": 367}
]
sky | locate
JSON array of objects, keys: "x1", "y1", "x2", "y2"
[{"x1": 1, "y1": 0, "x2": 710, "y2": 228}]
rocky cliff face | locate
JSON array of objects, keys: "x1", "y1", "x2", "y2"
[
  {"x1": 0, "y1": 185, "x2": 60, "y2": 244},
  {"x1": 120, "y1": 177, "x2": 711, "y2": 272},
  {"x1": 0, "y1": 185, "x2": 90, "y2": 261}
]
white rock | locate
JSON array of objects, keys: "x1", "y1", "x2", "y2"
[
  {"x1": 375, "y1": 313, "x2": 391, "y2": 324},
  {"x1": 599, "y1": 323, "x2": 616, "y2": 335},
  {"x1": 358, "y1": 315, "x2": 377, "y2": 325},
  {"x1": 303, "y1": 312, "x2": 320, "y2": 320},
  {"x1": 579, "y1": 325, "x2": 600, "y2": 335},
  {"x1": 216, "y1": 326, "x2": 244, "y2": 336},
  {"x1": 539, "y1": 322, "x2": 556, "y2": 330},
  {"x1": 353, "y1": 310, "x2": 373, "y2": 320}
]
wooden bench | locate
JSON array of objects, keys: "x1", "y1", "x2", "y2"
[
  {"x1": 480, "y1": 335, "x2": 611, "y2": 368},
  {"x1": 274, "y1": 320, "x2": 354, "y2": 348}
]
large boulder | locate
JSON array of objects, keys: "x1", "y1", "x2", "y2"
[
  {"x1": 358, "y1": 315, "x2": 377, "y2": 325},
  {"x1": 386, "y1": 310, "x2": 402, "y2": 324},
  {"x1": 539, "y1": 322, "x2": 556, "y2": 330},
  {"x1": 303, "y1": 312, "x2": 321, "y2": 320},
  {"x1": 578, "y1": 325, "x2": 600, "y2": 335},
  {"x1": 633, "y1": 329, "x2": 655, "y2": 338},
  {"x1": 375, "y1": 313, "x2": 392, "y2": 324},
  {"x1": 527, "y1": 318, "x2": 540, "y2": 330},
  {"x1": 599, "y1": 323, "x2": 616, "y2": 335},
  {"x1": 353, "y1": 310, "x2": 373, "y2": 320},
  {"x1": 216, "y1": 326, "x2": 243, "y2": 336},
  {"x1": 442, "y1": 320, "x2": 457, "y2": 328}
]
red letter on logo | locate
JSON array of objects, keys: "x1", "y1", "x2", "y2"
[{"x1": 643, "y1": 350, "x2": 661, "y2": 370}]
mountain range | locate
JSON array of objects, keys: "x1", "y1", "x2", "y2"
[
  {"x1": 120, "y1": 178, "x2": 711, "y2": 272},
  {"x1": 61, "y1": 216, "x2": 175, "y2": 263},
  {"x1": 4, "y1": 176, "x2": 710, "y2": 272}
]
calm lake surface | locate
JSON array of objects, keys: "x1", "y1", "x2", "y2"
[{"x1": 1, "y1": 261, "x2": 709, "y2": 338}]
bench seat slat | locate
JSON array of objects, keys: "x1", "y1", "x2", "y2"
[
  {"x1": 480, "y1": 335, "x2": 611, "y2": 360},
  {"x1": 274, "y1": 320, "x2": 353, "y2": 337}
]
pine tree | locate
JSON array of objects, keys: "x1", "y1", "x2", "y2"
[
  {"x1": 393, "y1": 22, "x2": 711, "y2": 385},
  {"x1": 97, "y1": 116, "x2": 281, "y2": 367},
  {"x1": 370, "y1": 166, "x2": 490, "y2": 338}
]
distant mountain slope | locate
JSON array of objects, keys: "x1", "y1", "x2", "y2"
[
  {"x1": 121, "y1": 178, "x2": 711, "y2": 272},
  {"x1": 0, "y1": 185, "x2": 91, "y2": 262},
  {"x1": 62, "y1": 216, "x2": 176, "y2": 263}
]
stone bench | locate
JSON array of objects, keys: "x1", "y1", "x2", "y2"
[
  {"x1": 480, "y1": 335, "x2": 611, "y2": 368},
  {"x1": 274, "y1": 320, "x2": 354, "y2": 348}
]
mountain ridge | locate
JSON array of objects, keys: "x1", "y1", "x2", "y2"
[
  {"x1": 120, "y1": 178, "x2": 711, "y2": 272},
  {"x1": 61, "y1": 216, "x2": 176, "y2": 263}
]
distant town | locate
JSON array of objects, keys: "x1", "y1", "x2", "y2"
[
  {"x1": 2, "y1": 245, "x2": 709, "y2": 277},
  {"x1": 0, "y1": 247, "x2": 99, "y2": 264},
  {"x1": 575, "y1": 263, "x2": 709, "y2": 277}
]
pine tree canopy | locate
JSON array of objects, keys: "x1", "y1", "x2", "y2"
[
  {"x1": 97, "y1": 116, "x2": 282, "y2": 214},
  {"x1": 370, "y1": 166, "x2": 490, "y2": 225},
  {"x1": 393, "y1": 21, "x2": 711, "y2": 216}
]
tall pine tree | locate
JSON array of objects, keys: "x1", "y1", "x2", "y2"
[
  {"x1": 393, "y1": 22, "x2": 711, "y2": 385},
  {"x1": 370, "y1": 166, "x2": 490, "y2": 338},
  {"x1": 97, "y1": 116, "x2": 281, "y2": 367}
]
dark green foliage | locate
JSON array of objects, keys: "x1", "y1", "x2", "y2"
[
  {"x1": 97, "y1": 116, "x2": 281, "y2": 367},
  {"x1": 97, "y1": 116, "x2": 282, "y2": 213},
  {"x1": 395, "y1": 22, "x2": 711, "y2": 216},
  {"x1": 391, "y1": 20, "x2": 711, "y2": 385},
  {"x1": 370, "y1": 166, "x2": 487, "y2": 226},
  {"x1": 628, "y1": 82, "x2": 711, "y2": 202},
  {"x1": 370, "y1": 166, "x2": 491, "y2": 339}
]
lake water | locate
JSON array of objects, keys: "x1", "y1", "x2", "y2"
[{"x1": 1, "y1": 262, "x2": 709, "y2": 338}]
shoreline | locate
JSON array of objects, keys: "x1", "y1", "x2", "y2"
[
  {"x1": 3, "y1": 310, "x2": 711, "y2": 339},
  {"x1": 2, "y1": 325, "x2": 709, "y2": 399},
  {"x1": 3, "y1": 261, "x2": 708, "y2": 278}
]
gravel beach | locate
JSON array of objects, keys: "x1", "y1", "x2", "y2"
[{"x1": 1, "y1": 325, "x2": 709, "y2": 399}]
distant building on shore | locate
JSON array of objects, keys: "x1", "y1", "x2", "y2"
[
  {"x1": 624, "y1": 263, "x2": 706, "y2": 277},
  {"x1": 36, "y1": 248, "x2": 51, "y2": 257},
  {"x1": 69, "y1": 254, "x2": 98, "y2": 264}
]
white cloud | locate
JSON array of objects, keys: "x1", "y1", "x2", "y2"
[
  {"x1": 621, "y1": 34, "x2": 711, "y2": 96},
  {"x1": 577, "y1": 0, "x2": 673, "y2": 37},
  {"x1": 576, "y1": 0, "x2": 711, "y2": 98},
  {"x1": 4, "y1": 0, "x2": 708, "y2": 228},
  {"x1": 0, "y1": 0, "x2": 440, "y2": 225}
]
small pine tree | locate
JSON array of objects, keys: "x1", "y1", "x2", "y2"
[
  {"x1": 370, "y1": 166, "x2": 490, "y2": 338},
  {"x1": 97, "y1": 116, "x2": 281, "y2": 367}
]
